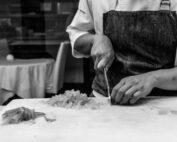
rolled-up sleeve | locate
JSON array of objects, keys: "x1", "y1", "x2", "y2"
[{"x1": 66, "y1": 0, "x2": 94, "y2": 58}]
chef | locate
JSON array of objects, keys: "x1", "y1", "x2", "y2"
[{"x1": 67, "y1": 0, "x2": 177, "y2": 105}]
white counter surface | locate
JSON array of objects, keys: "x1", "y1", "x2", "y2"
[{"x1": 0, "y1": 97, "x2": 177, "y2": 142}]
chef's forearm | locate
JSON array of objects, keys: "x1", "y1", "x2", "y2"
[
  {"x1": 152, "y1": 68, "x2": 177, "y2": 90},
  {"x1": 74, "y1": 33, "x2": 95, "y2": 56}
]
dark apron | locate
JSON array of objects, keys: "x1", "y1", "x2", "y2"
[{"x1": 92, "y1": 0, "x2": 177, "y2": 97}]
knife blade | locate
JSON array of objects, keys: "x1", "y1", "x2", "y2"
[{"x1": 104, "y1": 68, "x2": 112, "y2": 105}]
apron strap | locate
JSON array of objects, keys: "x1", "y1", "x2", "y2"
[
  {"x1": 115, "y1": 0, "x2": 118, "y2": 9},
  {"x1": 160, "y1": 0, "x2": 171, "y2": 10}
]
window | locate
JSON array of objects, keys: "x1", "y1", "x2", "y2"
[{"x1": 0, "y1": 0, "x2": 78, "y2": 59}]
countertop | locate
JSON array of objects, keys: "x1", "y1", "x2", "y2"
[{"x1": 0, "y1": 97, "x2": 177, "y2": 142}]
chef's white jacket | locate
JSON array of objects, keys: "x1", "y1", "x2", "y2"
[{"x1": 66, "y1": 0, "x2": 177, "y2": 58}]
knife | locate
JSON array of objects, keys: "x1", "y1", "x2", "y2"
[{"x1": 104, "y1": 68, "x2": 112, "y2": 105}]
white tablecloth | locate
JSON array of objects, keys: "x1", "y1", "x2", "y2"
[{"x1": 0, "y1": 59, "x2": 54, "y2": 102}]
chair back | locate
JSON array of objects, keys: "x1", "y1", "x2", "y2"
[{"x1": 47, "y1": 41, "x2": 70, "y2": 94}]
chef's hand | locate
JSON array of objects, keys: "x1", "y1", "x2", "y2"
[
  {"x1": 111, "y1": 73, "x2": 157, "y2": 105},
  {"x1": 91, "y1": 35, "x2": 114, "y2": 70}
]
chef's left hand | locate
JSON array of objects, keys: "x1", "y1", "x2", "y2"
[{"x1": 111, "y1": 73, "x2": 157, "y2": 105}]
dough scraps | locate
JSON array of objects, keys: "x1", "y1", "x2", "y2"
[
  {"x1": 47, "y1": 90, "x2": 101, "y2": 109},
  {"x1": 2, "y1": 107, "x2": 56, "y2": 124}
]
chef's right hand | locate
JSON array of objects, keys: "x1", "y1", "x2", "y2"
[{"x1": 91, "y1": 35, "x2": 115, "y2": 70}]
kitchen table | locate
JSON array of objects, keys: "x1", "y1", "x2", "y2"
[{"x1": 0, "y1": 96, "x2": 177, "y2": 142}]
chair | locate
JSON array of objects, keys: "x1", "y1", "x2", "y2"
[{"x1": 46, "y1": 41, "x2": 70, "y2": 94}]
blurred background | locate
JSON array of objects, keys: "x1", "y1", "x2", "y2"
[{"x1": 0, "y1": 0, "x2": 94, "y2": 96}]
